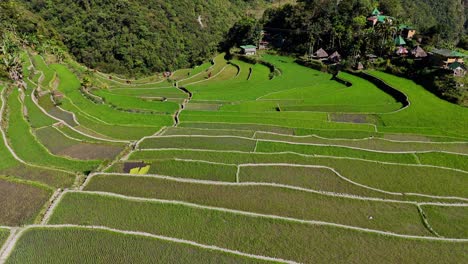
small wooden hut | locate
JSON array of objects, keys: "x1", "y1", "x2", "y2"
[
  {"x1": 313, "y1": 48, "x2": 329, "y2": 60},
  {"x1": 411, "y1": 46, "x2": 427, "y2": 58},
  {"x1": 240, "y1": 45, "x2": 257, "y2": 56},
  {"x1": 328, "y1": 51, "x2": 342, "y2": 63}
]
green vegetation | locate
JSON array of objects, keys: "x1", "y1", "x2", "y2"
[
  {"x1": 0, "y1": 228, "x2": 9, "y2": 248},
  {"x1": 139, "y1": 136, "x2": 256, "y2": 152},
  {"x1": 49, "y1": 192, "x2": 467, "y2": 263},
  {"x1": 5, "y1": 89, "x2": 99, "y2": 173},
  {"x1": 85, "y1": 174, "x2": 430, "y2": 235},
  {"x1": 110, "y1": 160, "x2": 237, "y2": 182},
  {"x1": 0, "y1": 177, "x2": 51, "y2": 226},
  {"x1": 6, "y1": 227, "x2": 266, "y2": 264},
  {"x1": 129, "y1": 150, "x2": 468, "y2": 198},
  {"x1": 17, "y1": 0, "x2": 270, "y2": 76},
  {"x1": 421, "y1": 205, "x2": 468, "y2": 239},
  {"x1": 35, "y1": 126, "x2": 124, "y2": 160}
]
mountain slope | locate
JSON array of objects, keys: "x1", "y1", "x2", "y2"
[{"x1": 20, "y1": 0, "x2": 267, "y2": 76}]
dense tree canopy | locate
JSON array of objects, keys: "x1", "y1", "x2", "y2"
[
  {"x1": 17, "y1": 0, "x2": 267, "y2": 76},
  {"x1": 261, "y1": 0, "x2": 466, "y2": 57}
]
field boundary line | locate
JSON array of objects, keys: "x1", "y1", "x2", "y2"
[
  {"x1": 180, "y1": 121, "x2": 468, "y2": 142},
  {"x1": 172, "y1": 158, "x2": 238, "y2": 167},
  {"x1": 66, "y1": 190, "x2": 468, "y2": 242},
  {"x1": 29, "y1": 88, "x2": 130, "y2": 143},
  {"x1": 41, "y1": 189, "x2": 67, "y2": 225},
  {"x1": 40, "y1": 189, "x2": 63, "y2": 224},
  {"x1": 63, "y1": 96, "x2": 169, "y2": 129},
  {"x1": 55, "y1": 105, "x2": 80, "y2": 125},
  {"x1": 143, "y1": 134, "x2": 468, "y2": 156},
  {"x1": 14, "y1": 224, "x2": 297, "y2": 264},
  {"x1": 18, "y1": 90, "x2": 102, "y2": 166},
  {"x1": 84, "y1": 172, "x2": 468, "y2": 207},
  {"x1": 135, "y1": 147, "x2": 468, "y2": 174},
  {"x1": 129, "y1": 150, "x2": 468, "y2": 200},
  {"x1": 182, "y1": 65, "x2": 229, "y2": 87},
  {"x1": 416, "y1": 204, "x2": 442, "y2": 237},
  {"x1": 255, "y1": 131, "x2": 468, "y2": 145},
  {"x1": 0, "y1": 87, "x2": 74, "y2": 174},
  {"x1": 0, "y1": 227, "x2": 21, "y2": 264}
]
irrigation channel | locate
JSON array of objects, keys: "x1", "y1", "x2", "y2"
[{"x1": 174, "y1": 86, "x2": 192, "y2": 126}]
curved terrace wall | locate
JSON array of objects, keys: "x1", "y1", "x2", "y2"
[{"x1": 351, "y1": 71, "x2": 410, "y2": 110}]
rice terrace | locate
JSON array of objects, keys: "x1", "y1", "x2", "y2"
[{"x1": 0, "y1": 0, "x2": 467, "y2": 263}]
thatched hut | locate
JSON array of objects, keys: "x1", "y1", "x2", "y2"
[
  {"x1": 411, "y1": 46, "x2": 427, "y2": 58},
  {"x1": 355, "y1": 62, "x2": 364, "y2": 70},
  {"x1": 328, "y1": 51, "x2": 342, "y2": 63},
  {"x1": 313, "y1": 48, "x2": 329, "y2": 60}
]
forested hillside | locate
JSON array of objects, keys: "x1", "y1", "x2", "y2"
[
  {"x1": 17, "y1": 0, "x2": 268, "y2": 76},
  {"x1": 262, "y1": 0, "x2": 466, "y2": 56}
]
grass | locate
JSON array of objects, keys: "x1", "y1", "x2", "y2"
[
  {"x1": 368, "y1": 71, "x2": 468, "y2": 138},
  {"x1": 5, "y1": 89, "x2": 100, "y2": 173},
  {"x1": 108, "y1": 87, "x2": 187, "y2": 98},
  {"x1": 23, "y1": 93, "x2": 56, "y2": 129},
  {"x1": 37, "y1": 95, "x2": 78, "y2": 127},
  {"x1": 255, "y1": 141, "x2": 419, "y2": 164},
  {"x1": 51, "y1": 64, "x2": 173, "y2": 128},
  {"x1": 139, "y1": 136, "x2": 256, "y2": 152},
  {"x1": 35, "y1": 126, "x2": 123, "y2": 160},
  {"x1": 179, "y1": 54, "x2": 227, "y2": 86},
  {"x1": 162, "y1": 127, "x2": 255, "y2": 138},
  {"x1": 129, "y1": 150, "x2": 468, "y2": 198},
  {"x1": 91, "y1": 89, "x2": 179, "y2": 114},
  {"x1": 85, "y1": 174, "x2": 431, "y2": 235},
  {"x1": 416, "y1": 152, "x2": 468, "y2": 171},
  {"x1": 5, "y1": 227, "x2": 265, "y2": 264},
  {"x1": 255, "y1": 132, "x2": 468, "y2": 154},
  {"x1": 238, "y1": 165, "x2": 403, "y2": 200},
  {"x1": 180, "y1": 111, "x2": 375, "y2": 131},
  {"x1": 56, "y1": 99, "x2": 161, "y2": 140},
  {"x1": 0, "y1": 177, "x2": 52, "y2": 226},
  {"x1": 0, "y1": 228, "x2": 9, "y2": 248},
  {"x1": 110, "y1": 160, "x2": 237, "y2": 182},
  {"x1": 420, "y1": 205, "x2": 468, "y2": 238},
  {"x1": 31, "y1": 55, "x2": 55, "y2": 90},
  {"x1": 48, "y1": 192, "x2": 467, "y2": 263}
]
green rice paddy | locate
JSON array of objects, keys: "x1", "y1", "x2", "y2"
[{"x1": 2, "y1": 52, "x2": 467, "y2": 263}]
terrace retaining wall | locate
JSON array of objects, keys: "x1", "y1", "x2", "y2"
[{"x1": 348, "y1": 71, "x2": 410, "y2": 109}]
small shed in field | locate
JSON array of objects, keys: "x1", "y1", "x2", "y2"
[{"x1": 240, "y1": 45, "x2": 257, "y2": 56}]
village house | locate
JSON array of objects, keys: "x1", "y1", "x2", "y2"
[
  {"x1": 431, "y1": 49, "x2": 466, "y2": 68},
  {"x1": 411, "y1": 46, "x2": 428, "y2": 59},
  {"x1": 328, "y1": 51, "x2": 341, "y2": 63},
  {"x1": 399, "y1": 25, "x2": 416, "y2": 40},
  {"x1": 449, "y1": 62, "x2": 466, "y2": 77},
  {"x1": 312, "y1": 48, "x2": 329, "y2": 60},
  {"x1": 240, "y1": 45, "x2": 257, "y2": 56},
  {"x1": 367, "y1": 8, "x2": 394, "y2": 26}
]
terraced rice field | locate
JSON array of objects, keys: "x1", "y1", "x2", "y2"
[{"x1": 0, "y1": 52, "x2": 467, "y2": 263}]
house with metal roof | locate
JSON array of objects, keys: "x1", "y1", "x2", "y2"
[
  {"x1": 399, "y1": 25, "x2": 416, "y2": 39},
  {"x1": 240, "y1": 45, "x2": 257, "y2": 56},
  {"x1": 432, "y1": 49, "x2": 466, "y2": 67}
]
